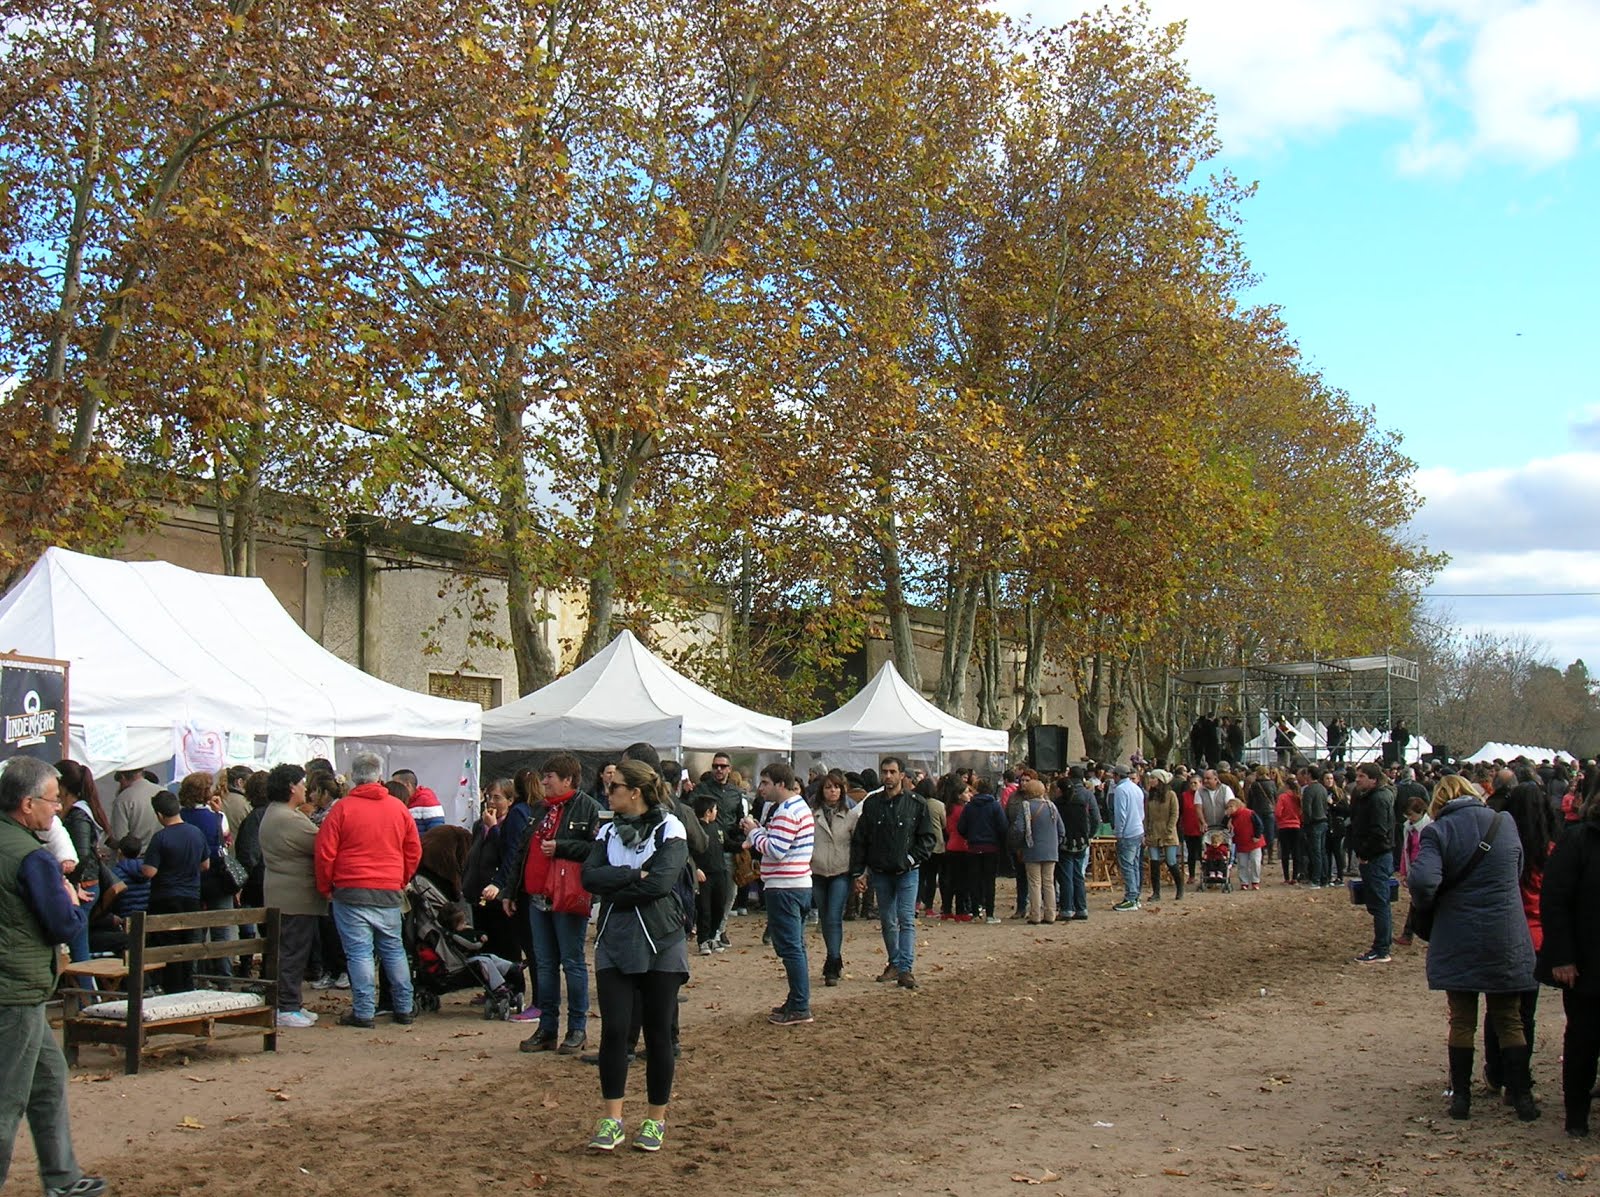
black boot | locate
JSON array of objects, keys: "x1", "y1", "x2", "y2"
[
  {"x1": 1504, "y1": 1045, "x2": 1541, "y2": 1122},
  {"x1": 1150, "y1": 869, "x2": 1161, "y2": 901},
  {"x1": 1448, "y1": 1046, "x2": 1474, "y2": 1119},
  {"x1": 1170, "y1": 864, "x2": 1185, "y2": 902},
  {"x1": 823, "y1": 956, "x2": 841, "y2": 987}
]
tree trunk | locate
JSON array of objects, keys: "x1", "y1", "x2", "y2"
[
  {"x1": 976, "y1": 572, "x2": 1004, "y2": 730},
  {"x1": 1009, "y1": 587, "x2": 1051, "y2": 753},
  {"x1": 1126, "y1": 651, "x2": 1177, "y2": 765},
  {"x1": 578, "y1": 428, "x2": 653, "y2": 662},
  {"x1": 493, "y1": 386, "x2": 556, "y2": 694},
  {"x1": 874, "y1": 498, "x2": 922, "y2": 691},
  {"x1": 936, "y1": 567, "x2": 981, "y2": 715},
  {"x1": 1073, "y1": 651, "x2": 1129, "y2": 763}
]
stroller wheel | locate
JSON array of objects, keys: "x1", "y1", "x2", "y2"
[
  {"x1": 485, "y1": 992, "x2": 510, "y2": 1021},
  {"x1": 420, "y1": 991, "x2": 441, "y2": 1014}
]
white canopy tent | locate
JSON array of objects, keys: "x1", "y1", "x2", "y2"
[
  {"x1": 792, "y1": 661, "x2": 1010, "y2": 776},
  {"x1": 1465, "y1": 742, "x2": 1576, "y2": 765},
  {"x1": 481, "y1": 630, "x2": 792, "y2": 758},
  {"x1": 0, "y1": 548, "x2": 482, "y2": 823}
]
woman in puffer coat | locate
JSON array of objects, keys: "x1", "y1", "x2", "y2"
[{"x1": 1409, "y1": 789, "x2": 1537, "y2": 1122}]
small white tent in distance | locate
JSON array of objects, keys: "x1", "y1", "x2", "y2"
[{"x1": 791, "y1": 660, "x2": 1009, "y2": 777}]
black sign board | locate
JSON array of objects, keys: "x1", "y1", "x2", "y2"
[{"x1": 0, "y1": 653, "x2": 70, "y2": 764}]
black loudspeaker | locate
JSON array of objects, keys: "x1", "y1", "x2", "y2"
[{"x1": 1028, "y1": 724, "x2": 1069, "y2": 772}]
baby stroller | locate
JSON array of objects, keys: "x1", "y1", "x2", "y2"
[
  {"x1": 1201, "y1": 829, "x2": 1233, "y2": 893},
  {"x1": 405, "y1": 873, "x2": 523, "y2": 1020}
]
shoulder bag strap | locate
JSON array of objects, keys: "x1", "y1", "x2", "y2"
[{"x1": 1435, "y1": 808, "x2": 1503, "y2": 900}]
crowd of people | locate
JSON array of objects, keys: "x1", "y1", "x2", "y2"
[{"x1": 2, "y1": 741, "x2": 1598, "y2": 1183}]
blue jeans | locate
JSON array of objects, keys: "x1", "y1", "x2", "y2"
[
  {"x1": 1361, "y1": 853, "x2": 1394, "y2": 954},
  {"x1": 813, "y1": 873, "x2": 850, "y2": 963},
  {"x1": 871, "y1": 869, "x2": 919, "y2": 974},
  {"x1": 204, "y1": 891, "x2": 237, "y2": 978},
  {"x1": 1305, "y1": 822, "x2": 1329, "y2": 886},
  {"x1": 765, "y1": 887, "x2": 811, "y2": 1014},
  {"x1": 331, "y1": 900, "x2": 412, "y2": 1019},
  {"x1": 528, "y1": 905, "x2": 588, "y2": 1038},
  {"x1": 1117, "y1": 836, "x2": 1144, "y2": 903},
  {"x1": 1057, "y1": 850, "x2": 1088, "y2": 916}
]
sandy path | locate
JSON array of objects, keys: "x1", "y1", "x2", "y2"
[{"x1": 27, "y1": 884, "x2": 1595, "y2": 1196}]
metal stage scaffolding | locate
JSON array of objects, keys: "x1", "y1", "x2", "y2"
[{"x1": 1170, "y1": 653, "x2": 1422, "y2": 763}]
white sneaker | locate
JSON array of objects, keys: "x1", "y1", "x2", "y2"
[
  {"x1": 277, "y1": 1009, "x2": 316, "y2": 1029},
  {"x1": 333, "y1": 972, "x2": 350, "y2": 990},
  {"x1": 699, "y1": 942, "x2": 714, "y2": 956},
  {"x1": 311, "y1": 975, "x2": 336, "y2": 990},
  {"x1": 985, "y1": 917, "x2": 1002, "y2": 925}
]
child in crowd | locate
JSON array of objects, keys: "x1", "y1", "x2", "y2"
[
  {"x1": 1226, "y1": 797, "x2": 1266, "y2": 890},
  {"x1": 692, "y1": 795, "x2": 731, "y2": 955},
  {"x1": 1393, "y1": 797, "x2": 1430, "y2": 946},
  {"x1": 439, "y1": 901, "x2": 522, "y2": 997},
  {"x1": 112, "y1": 835, "x2": 151, "y2": 918}
]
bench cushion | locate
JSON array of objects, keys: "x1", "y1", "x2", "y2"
[{"x1": 77, "y1": 990, "x2": 266, "y2": 1023}]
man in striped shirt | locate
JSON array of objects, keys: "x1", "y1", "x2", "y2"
[{"x1": 743, "y1": 762, "x2": 814, "y2": 1026}]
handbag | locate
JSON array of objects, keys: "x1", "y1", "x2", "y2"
[
  {"x1": 1412, "y1": 810, "x2": 1502, "y2": 942},
  {"x1": 542, "y1": 856, "x2": 592, "y2": 916}
]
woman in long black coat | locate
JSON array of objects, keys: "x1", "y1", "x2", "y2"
[{"x1": 1538, "y1": 789, "x2": 1600, "y2": 1138}]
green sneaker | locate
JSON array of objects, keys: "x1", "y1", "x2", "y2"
[
  {"x1": 587, "y1": 1117, "x2": 624, "y2": 1151},
  {"x1": 632, "y1": 1117, "x2": 665, "y2": 1152}
]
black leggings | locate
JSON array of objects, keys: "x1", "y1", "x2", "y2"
[
  {"x1": 1184, "y1": 835, "x2": 1203, "y2": 880},
  {"x1": 972, "y1": 853, "x2": 1000, "y2": 918},
  {"x1": 1278, "y1": 828, "x2": 1301, "y2": 881},
  {"x1": 596, "y1": 968, "x2": 682, "y2": 1105}
]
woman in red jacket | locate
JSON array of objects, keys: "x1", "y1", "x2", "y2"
[
  {"x1": 1178, "y1": 773, "x2": 1205, "y2": 886},
  {"x1": 1483, "y1": 781, "x2": 1554, "y2": 1097},
  {"x1": 1275, "y1": 780, "x2": 1304, "y2": 885},
  {"x1": 942, "y1": 784, "x2": 974, "y2": 921}
]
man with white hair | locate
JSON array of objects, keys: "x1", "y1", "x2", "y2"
[
  {"x1": 0, "y1": 757, "x2": 108, "y2": 1197},
  {"x1": 315, "y1": 752, "x2": 421, "y2": 1028}
]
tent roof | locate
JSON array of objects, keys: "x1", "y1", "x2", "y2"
[
  {"x1": 792, "y1": 661, "x2": 1009, "y2": 757},
  {"x1": 481, "y1": 630, "x2": 791, "y2": 753},
  {"x1": 0, "y1": 548, "x2": 480, "y2": 756},
  {"x1": 1464, "y1": 741, "x2": 1576, "y2": 764}
]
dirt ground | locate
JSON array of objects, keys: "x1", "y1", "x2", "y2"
[{"x1": 19, "y1": 878, "x2": 1599, "y2": 1197}]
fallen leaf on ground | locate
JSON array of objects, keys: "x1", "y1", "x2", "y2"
[
  {"x1": 1163, "y1": 1168, "x2": 1190, "y2": 1176},
  {"x1": 177, "y1": 1117, "x2": 205, "y2": 1130},
  {"x1": 540, "y1": 1093, "x2": 559, "y2": 1109},
  {"x1": 273, "y1": 1092, "x2": 292, "y2": 1101}
]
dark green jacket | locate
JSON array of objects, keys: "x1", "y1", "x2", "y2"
[{"x1": 0, "y1": 817, "x2": 61, "y2": 1006}]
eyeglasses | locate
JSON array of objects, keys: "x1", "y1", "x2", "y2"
[
  {"x1": 31, "y1": 795, "x2": 61, "y2": 807},
  {"x1": 712, "y1": 763, "x2": 731, "y2": 770}
]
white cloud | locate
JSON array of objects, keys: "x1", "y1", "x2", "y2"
[
  {"x1": 999, "y1": 0, "x2": 1600, "y2": 171},
  {"x1": 1410, "y1": 452, "x2": 1600, "y2": 664}
]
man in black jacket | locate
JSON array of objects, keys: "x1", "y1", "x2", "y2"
[
  {"x1": 1350, "y1": 762, "x2": 1397, "y2": 964},
  {"x1": 1297, "y1": 766, "x2": 1330, "y2": 888},
  {"x1": 688, "y1": 752, "x2": 745, "y2": 949},
  {"x1": 850, "y1": 758, "x2": 936, "y2": 990}
]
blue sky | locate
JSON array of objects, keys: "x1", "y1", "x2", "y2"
[{"x1": 1006, "y1": 0, "x2": 1600, "y2": 667}]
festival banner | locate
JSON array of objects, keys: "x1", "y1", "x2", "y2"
[{"x1": 0, "y1": 654, "x2": 70, "y2": 764}]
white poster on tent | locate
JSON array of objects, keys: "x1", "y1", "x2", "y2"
[
  {"x1": 305, "y1": 735, "x2": 334, "y2": 764},
  {"x1": 226, "y1": 731, "x2": 258, "y2": 764},
  {"x1": 173, "y1": 723, "x2": 227, "y2": 775},
  {"x1": 84, "y1": 721, "x2": 128, "y2": 765},
  {"x1": 264, "y1": 731, "x2": 311, "y2": 767}
]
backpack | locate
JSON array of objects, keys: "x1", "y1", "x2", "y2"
[{"x1": 655, "y1": 821, "x2": 698, "y2": 936}]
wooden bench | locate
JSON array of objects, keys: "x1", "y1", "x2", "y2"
[{"x1": 60, "y1": 906, "x2": 281, "y2": 1075}]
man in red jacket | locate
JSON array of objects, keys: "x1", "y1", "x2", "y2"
[{"x1": 315, "y1": 752, "x2": 421, "y2": 1028}]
